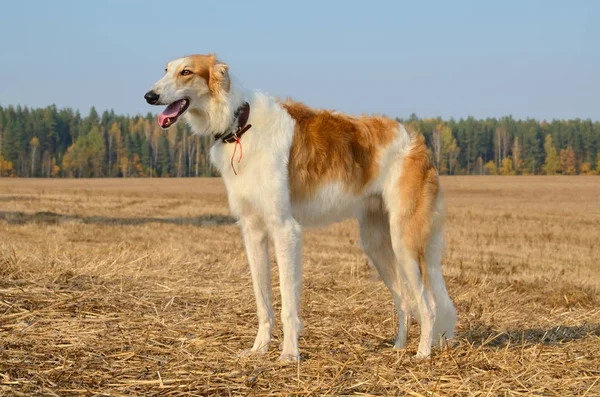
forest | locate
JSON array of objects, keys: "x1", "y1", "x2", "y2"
[{"x1": 0, "y1": 104, "x2": 599, "y2": 177}]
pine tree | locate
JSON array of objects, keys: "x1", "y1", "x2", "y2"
[
  {"x1": 80, "y1": 107, "x2": 99, "y2": 137},
  {"x1": 157, "y1": 135, "x2": 171, "y2": 177},
  {"x1": 43, "y1": 106, "x2": 58, "y2": 155},
  {"x1": 2, "y1": 107, "x2": 21, "y2": 166},
  {"x1": 141, "y1": 140, "x2": 153, "y2": 177}
]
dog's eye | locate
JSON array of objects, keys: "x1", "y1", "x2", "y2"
[{"x1": 180, "y1": 70, "x2": 192, "y2": 76}]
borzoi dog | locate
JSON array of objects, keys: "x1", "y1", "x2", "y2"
[{"x1": 144, "y1": 54, "x2": 457, "y2": 360}]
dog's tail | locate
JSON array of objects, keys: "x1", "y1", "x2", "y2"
[{"x1": 398, "y1": 130, "x2": 438, "y2": 289}]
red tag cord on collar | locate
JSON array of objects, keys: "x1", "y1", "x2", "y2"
[{"x1": 230, "y1": 137, "x2": 243, "y2": 175}]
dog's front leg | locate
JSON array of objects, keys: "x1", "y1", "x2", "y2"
[
  {"x1": 239, "y1": 215, "x2": 274, "y2": 356},
  {"x1": 270, "y1": 216, "x2": 303, "y2": 361}
]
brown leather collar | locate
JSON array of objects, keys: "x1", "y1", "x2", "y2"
[{"x1": 214, "y1": 102, "x2": 252, "y2": 143}]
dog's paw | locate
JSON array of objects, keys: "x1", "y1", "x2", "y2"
[
  {"x1": 237, "y1": 347, "x2": 268, "y2": 358},
  {"x1": 237, "y1": 349, "x2": 254, "y2": 358},
  {"x1": 414, "y1": 351, "x2": 431, "y2": 361},
  {"x1": 278, "y1": 352, "x2": 300, "y2": 363}
]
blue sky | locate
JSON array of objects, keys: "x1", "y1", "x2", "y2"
[{"x1": 0, "y1": 0, "x2": 598, "y2": 120}]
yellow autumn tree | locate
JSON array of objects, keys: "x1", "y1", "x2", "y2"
[
  {"x1": 501, "y1": 156, "x2": 515, "y2": 175},
  {"x1": 542, "y1": 134, "x2": 560, "y2": 175},
  {"x1": 131, "y1": 153, "x2": 144, "y2": 177},
  {"x1": 50, "y1": 158, "x2": 61, "y2": 177},
  {"x1": 559, "y1": 146, "x2": 577, "y2": 175},
  {"x1": 0, "y1": 154, "x2": 15, "y2": 177},
  {"x1": 119, "y1": 151, "x2": 129, "y2": 177},
  {"x1": 484, "y1": 160, "x2": 498, "y2": 175},
  {"x1": 432, "y1": 122, "x2": 459, "y2": 174},
  {"x1": 579, "y1": 162, "x2": 596, "y2": 175},
  {"x1": 61, "y1": 144, "x2": 76, "y2": 177}
]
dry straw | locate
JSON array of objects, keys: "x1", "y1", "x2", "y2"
[{"x1": 1, "y1": 177, "x2": 599, "y2": 395}]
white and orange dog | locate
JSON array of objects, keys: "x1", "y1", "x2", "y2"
[{"x1": 145, "y1": 54, "x2": 457, "y2": 360}]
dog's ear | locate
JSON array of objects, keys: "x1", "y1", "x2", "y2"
[{"x1": 209, "y1": 61, "x2": 231, "y2": 94}]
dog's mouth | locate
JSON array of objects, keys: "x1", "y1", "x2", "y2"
[{"x1": 157, "y1": 99, "x2": 190, "y2": 128}]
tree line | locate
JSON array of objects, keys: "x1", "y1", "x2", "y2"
[
  {"x1": 0, "y1": 105, "x2": 216, "y2": 178},
  {"x1": 401, "y1": 114, "x2": 600, "y2": 175},
  {"x1": 0, "y1": 104, "x2": 599, "y2": 177}
]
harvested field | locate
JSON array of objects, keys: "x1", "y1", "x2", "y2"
[{"x1": 1, "y1": 177, "x2": 599, "y2": 396}]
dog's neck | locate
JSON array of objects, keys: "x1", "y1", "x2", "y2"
[
  {"x1": 214, "y1": 102, "x2": 251, "y2": 143},
  {"x1": 184, "y1": 82, "x2": 247, "y2": 139}
]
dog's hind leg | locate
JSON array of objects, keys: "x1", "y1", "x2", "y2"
[
  {"x1": 387, "y1": 208, "x2": 437, "y2": 359},
  {"x1": 359, "y1": 196, "x2": 413, "y2": 349},
  {"x1": 239, "y1": 214, "x2": 274, "y2": 355},
  {"x1": 424, "y1": 224, "x2": 457, "y2": 347}
]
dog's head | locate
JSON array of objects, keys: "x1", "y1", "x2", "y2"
[{"x1": 144, "y1": 54, "x2": 230, "y2": 129}]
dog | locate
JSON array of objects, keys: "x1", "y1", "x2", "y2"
[{"x1": 144, "y1": 54, "x2": 457, "y2": 360}]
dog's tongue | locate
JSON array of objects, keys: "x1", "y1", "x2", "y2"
[{"x1": 157, "y1": 100, "x2": 184, "y2": 127}]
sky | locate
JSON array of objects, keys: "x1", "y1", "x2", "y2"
[{"x1": 0, "y1": 0, "x2": 598, "y2": 121}]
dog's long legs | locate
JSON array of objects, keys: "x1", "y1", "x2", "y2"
[
  {"x1": 269, "y1": 216, "x2": 303, "y2": 361},
  {"x1": 240, "y1": 215, "x2": 274, "y2": 355},
  {"x1": 387, "y1": 213, "x2": 437, "y2": 359},
  {"x1": 359, "y1": 197, "x2": 413, "y2": 349}
]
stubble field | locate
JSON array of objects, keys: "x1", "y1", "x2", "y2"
[{"x1": 1, "y1": 177, "x2": 599, "y2": 396}]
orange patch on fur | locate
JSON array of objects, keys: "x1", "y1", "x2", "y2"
[
  {"x1": 283, "y1": 100, "x2": 397, "y2": 200},
  {"x1": 398, "y1": 132, "x2": 440, "y2": 287},
  {"x1": 174, "y1": 54, "x2": 230, "y2": 95},
  {"x1": 190, "y1": 54, "x2": 214, "y2": 86}
]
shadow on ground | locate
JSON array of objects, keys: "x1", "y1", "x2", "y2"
[
  {"x1": 461, "y1": 323, "x2": 600, "y2": 348},
  {"x1": 0, "y1": 210, "x2": 237, "y2": 227}
]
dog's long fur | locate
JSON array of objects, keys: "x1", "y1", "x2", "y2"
[{"x1": 146, "y1": 54, "x2": 457, "y2": 360}]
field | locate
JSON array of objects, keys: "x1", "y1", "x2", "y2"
[{"x1": 1, "y1": 177, "x2": 599, "y2": 396}]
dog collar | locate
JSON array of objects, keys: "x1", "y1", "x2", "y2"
[{"x1": 214, "y1": 102, "x2": 252, "y2": 144}]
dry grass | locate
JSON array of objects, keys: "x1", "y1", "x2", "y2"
[{"x1": 1, "y1": 176, "x2": 599, "y2": 396}]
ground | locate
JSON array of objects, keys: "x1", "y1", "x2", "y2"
[{"x1": 0, "y1": 177, "x2": 599, "y2": 396}]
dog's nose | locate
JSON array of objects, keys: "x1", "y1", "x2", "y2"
[{"x1": 144, "y1": 90, "x2": 160, "y2": 105}]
